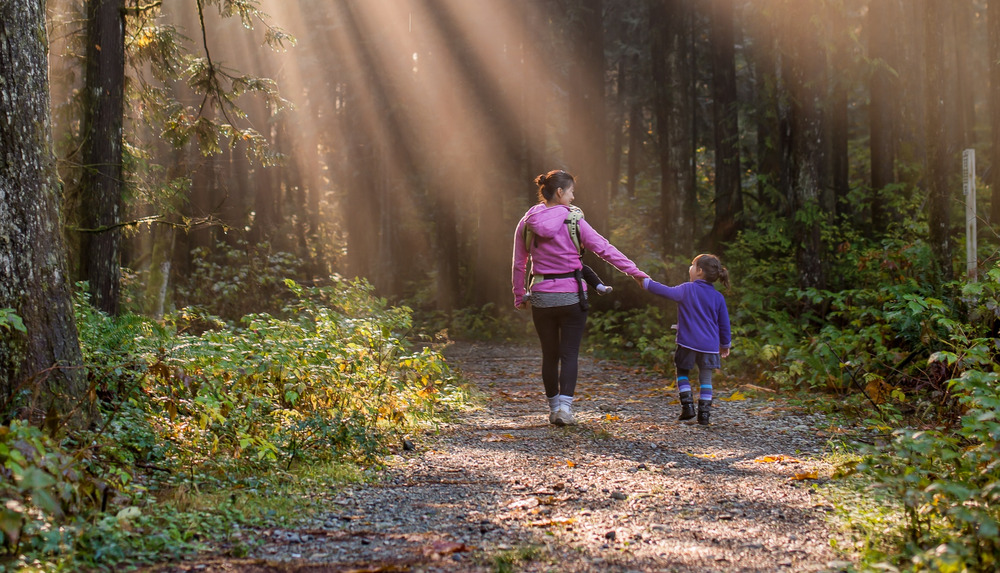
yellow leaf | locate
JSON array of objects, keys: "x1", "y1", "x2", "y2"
[
  {"x1": 688, "y1": 452, "x2": 718, "y2": 459},
  {"x1": 528, "y1": 517, "x2": 576, "y2": 527},
  {"x1": 754, "y1": 455, "x2": 801, "y2": 464},
  {"x1": 790, "y1": 471, "x2": 819, "y2": 481},
  {"x1": 721, "y1": 391, "x2": 747, "y2": 401},
  {"x1": 566, "y1": 460, "x2": 576, "y2": 467},
  {"x1": 605, "y1": 414, "x2": 620, "y2": 421}
]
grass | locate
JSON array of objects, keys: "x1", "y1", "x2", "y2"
[{"x1": 488, "y1": 543, "x2": 547, "y2": 573}]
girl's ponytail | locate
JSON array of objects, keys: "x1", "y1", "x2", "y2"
[{"x1": 694, "y1": 254, "x2": 730, "y2": 289}]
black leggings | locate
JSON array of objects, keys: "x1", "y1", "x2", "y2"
[{"x1": 531, "y1": 303, "x2": 588, "y2": 398}]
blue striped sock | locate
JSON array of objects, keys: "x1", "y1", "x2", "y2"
[
  {"x1": 677, "y1": 376, "x2": 691, "y2": 395},
  {"x1": 699, "y1": 369, "x2": 713, "y2": 401},
  {"x1": 700, "y1": 384, "x2": 713, "y2": 401}
]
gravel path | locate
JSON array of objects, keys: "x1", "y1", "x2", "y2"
[{"x1": 157, "y1": 341, "x2": 854, "y2": 573}]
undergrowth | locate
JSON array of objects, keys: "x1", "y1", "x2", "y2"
[
  {"x1": 585, "y1": 226, "x2": 1000, "y2": 570},
  {"x1": 1, "y1": 277, "x2": 466, "y2": 571}
]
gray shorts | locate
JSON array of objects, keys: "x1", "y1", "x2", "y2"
[{"x1": 674, "y1": 346, "x2": 721, "y2": 371}]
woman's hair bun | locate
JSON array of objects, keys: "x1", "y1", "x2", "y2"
[{"x1": 534, "y1": 173, "x2": 547, "y2": 187}]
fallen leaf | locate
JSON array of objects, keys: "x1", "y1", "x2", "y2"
[
  {"x1": 507, "y1": 497, "x2": 540, "y2": 510},
  {"x1": 754, "y1": 455, "x2": 801, "y2": 464},
  {"x1": 527, "y1": 517, "x2": 576, "y2": 527},
  {"x1": 721, "y1": 391, "x2": 747, "y2": 401},
  {"x1": 790, "y1": 471, "x2": 819, "y2": 481},
  {"x1": 482, "y1": 433, "x2": 516, "y2": 442},
  {"x1": 604, "y1": 414, "x2": 620, "y2": 421},
  {"x1": 566, "y1": 460, "x2": 576, "y2": 467},
  {"x1": 688, "y1": 452, "x2": 718, "y2": 459},
  {"x1": 421, "y1": 540, "x2": 472, "y2": 557}
]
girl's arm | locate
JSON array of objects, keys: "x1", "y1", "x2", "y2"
[
  {"x1": 642, "y1": 278, "x2": 686, "y2": 302},
  {"x1": 577, "y1": 219, "x2": 648, "y2": 279},
  {"x1": 511, "y1": 218, "x2": 530, "y2": 308},
  {"x1": 718, "y1": 297, "x2": 732, "y2": 354}
]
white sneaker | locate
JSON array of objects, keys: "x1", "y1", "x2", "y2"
[
  {"x1": 549, "y1": 410, "x2": 563, "y2": 426},
  {"x1": 557, "y1": 406, "x2": 577, "y2": 426}
]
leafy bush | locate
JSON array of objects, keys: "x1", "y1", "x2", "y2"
[
  {"x1": 1, "y1": 276, "x2": 466, "y2": 570},
  {"x1": 853, "y1": 368, "x2": 1000, "y2": 571},
  {"x1": 175, "y1": 240, "x2": 305, "y2": 320}
]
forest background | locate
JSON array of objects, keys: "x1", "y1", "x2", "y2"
[{"x1": 3, "y1": 0, "x2": 1000, "y2": 571}]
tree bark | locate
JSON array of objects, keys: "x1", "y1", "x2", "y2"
[
  {"x1": 564, "y1": 0, "x2": 609, "y2": 234},
  {"x1": 868, "y1": 0, "x2": 896, "y2": 232},
  {"x1": 781, "y1": 0, "x2": 827, "y2": 289},
  {"x1": 0, "y1": 0, "x2": 92, "y2": 425},
  {"x1": 747, "y1": 1, "x2": 782, "y2": 210},
  {"x1": 651, "y1": 0, "x2": 695, "y2": 256},
  {"x1": 924, "y1": 0, "x2": 954, "y2": 281},
  {"x1": 991, "y1": 0, "x2": 1000, "y2": 224},
  {"x1": 80, "y1": 0, "x2": 126, "y2": 316},
  {"x1": 709, "y1": 0, "x2": 742, "y2": 251},
  {"x1": 829, "y1": 1, "x2": 849, "y2": 217}
]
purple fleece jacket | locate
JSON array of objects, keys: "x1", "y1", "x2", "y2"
[
  {"x1": 643, "y1": 278, "x2": 731, "y2": 354},
  {"x1": 511, "y1": 203, "x2": 648, "y2": 307}
]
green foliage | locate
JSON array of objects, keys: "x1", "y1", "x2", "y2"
[
  {"x1": 176, "y1": 241, "x2": 305, "y2": 320},
  {"x1": 1, "y1": 277, "x2": 465, "y2": 569},
  {"x1": 93, "y1": 276, "x2": 465, "y2": 471},
  {"x1": 585, "y1": 305, "x2": 675, "y2": 373},
  {"x1": 851, "y1": 368, "x2": 1000, "y2": 571},
  {"x1": 0, "y1": 309, "x2": 26, "y2": 334}
]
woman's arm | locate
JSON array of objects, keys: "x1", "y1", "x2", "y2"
[
  {"x1": 511, "y1": 217, "x2": 530, "y2": 308},
  {"x1": 577, "y1": 219, "x2": 648, "y2": 279}
]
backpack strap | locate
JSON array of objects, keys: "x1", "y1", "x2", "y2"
[{"x1": 525, "y1": 206, "x2": 587, "y2": 293}]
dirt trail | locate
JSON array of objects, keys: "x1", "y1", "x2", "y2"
[{"x1": 156, "y1": 341, "x2": 852, "y2": 573}]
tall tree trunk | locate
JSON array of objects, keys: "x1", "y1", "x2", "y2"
[
  {"x1": 868, "y1": 0, "x2": 896, "y2": 231},
  {"x1": 564, "y1": 0, "x2": 609, "y2": 234},
  {"x1": 80, "y1": 0, "x2": 126, "y2": 316},
  {"x1": 897, "y1": 0, "x2": 926, "y2": 196},
  {"x1": 652, "y1": 0, "x2": 694, "y2": 256},
  {"x1": 991, "y1": 0, "x2": 1000, "y2": 224},
  {"x1": 747, "y1": 0, "x2": 782, "y2": 210},
  {"x1": 709, "y1": 0, "x2": 741, "y2": 252},
  {"x1": 925, "y1": 0, "x2": 954, "y2": 281},
  {"x1": 951, "y1": 1, "x2": 975, "y2": 150},
  {"x1": 0, "y1": 0, "x2": 92, "y2": 425},
  {"x1": 829, "y1": 1, "x2": 849, "y2": 216},
  {"x1": 781, "y1": 0, "x2": 827, "y2": 289},
  {"x1": 610, "y1": 52, "x2": 628, "y2": 197},
  {"x1": 626, "y1": 76, "x2": 643, "y2": 199},
  {"x1": 521, "y1": 0, "x2": 548, "y2": 185}
]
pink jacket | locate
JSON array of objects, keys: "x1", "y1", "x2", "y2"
[{"x1": 511, "y1": 203, "x2": 648, "y2": 307}]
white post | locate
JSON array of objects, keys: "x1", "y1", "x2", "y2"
[{"x1": 963, "y1": 149, "x2": 977, "y2": 282}]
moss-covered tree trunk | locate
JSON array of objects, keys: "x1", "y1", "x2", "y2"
[
  {"x1": 79, "y1": 0, "x2": 126, "y2": 317},
  {"x1": 0, "y1": 1, "x2": 93, "y2": 426}
]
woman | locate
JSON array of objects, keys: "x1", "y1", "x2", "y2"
[{"x1": 512, "y1": 169, "x2": 649, "y2": 426}]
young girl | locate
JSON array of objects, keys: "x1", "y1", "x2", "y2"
[{"x1": 641, "y1": 254, "x2": 731, "y2": 425}]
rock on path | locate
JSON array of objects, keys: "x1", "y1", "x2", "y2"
[{"x1": 159, "y1": 341, "x2": 852, "y2": 573}]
